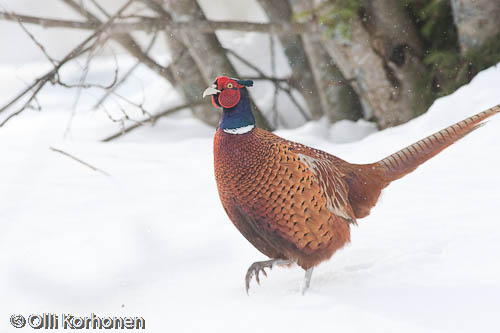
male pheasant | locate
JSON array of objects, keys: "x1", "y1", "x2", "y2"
[{"x1": 203, "y1": 76, "x2": 499, "y2": 294}]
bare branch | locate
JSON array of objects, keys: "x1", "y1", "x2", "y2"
[
  {"x1": 0, "y1": 11, "x2": 314, "y2": 35},
  {"x1": 225, "y1": 48, "x2": 268, "y2": 77},
  {"x1": 226, "y1": 49, "x2": 293, "y2": 86},
  {"x1": 0, "y1": 11, "x2": 97, "y2": 29},
  {"x1": 279, "y1": 85, "x2": 310, "y2": 122},
  {"x1": 0, "y1": 77, "x2": 44, "y2": 115},
  {"x1": 0, "y1": 80, "x2": 45, "y2": 127},
  {"x1": 59, "y1": 0, "x2": 174, "y2": 83},
  {"x1": 129, "y1": 18, "x2": 315, "y2": 35},
  {"x1": 0, "y1": 0, "x2": 135, "y2": 126},
  {"x1": 101, "y1": 101, "x2": 205, "y2": 142},
  {"x1": 50, "y1": 146, "x2": 110, "y2": 176},
  {"x1": 245, "y1": 76, "x2": 289, "y2": 83}
]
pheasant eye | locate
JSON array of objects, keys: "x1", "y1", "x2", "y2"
[{"x1": 226, "y1": 83, "x2": 233, "y2": 89}]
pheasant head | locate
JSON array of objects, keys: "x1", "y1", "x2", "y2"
[{"x1": 203, "y1": 76, "x2": 255, "y2": 134}]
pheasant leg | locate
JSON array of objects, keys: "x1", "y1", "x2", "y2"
[
  {"x1": 245, "y1": 259, "x2": 293, "y2": 294},
  {"x1": 302, "y1": 267, "x2": 314, "y2": 294}
]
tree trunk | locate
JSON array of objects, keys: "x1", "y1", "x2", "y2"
[
  {"x1": 167, "y1": 31, "x2": 220, "y2": 126},
  {"x1": 301, "y1": 36, "x2": 363, "y2": 123},
  {"x1": 318, "y1": 0, "x2": 427, "y2": 129},
  {"x1": 288, "y1": 0, "x2": 362, "y2": 123},
  {"x1": 450, "y1": 0, "x2": 500, "y2": 54},
  {"x1": 361, "y1": 0, "x2": 423, "y2": 59}
]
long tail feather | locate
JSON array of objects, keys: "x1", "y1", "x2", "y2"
[
  {"x1": 343, "y1": 104, "x2": 499, "y2": 219},
  {"x1": 378, "y1": 104, "x2": 500, "y2": 182}
]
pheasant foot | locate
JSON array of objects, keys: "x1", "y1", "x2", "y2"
[{"x1": 245, "y1": 259, "x2": 293, "y2": 294}]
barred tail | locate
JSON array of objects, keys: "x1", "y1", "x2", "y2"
[{"x1": 378, "y1": 104, "x2": 500, "y2": 181}]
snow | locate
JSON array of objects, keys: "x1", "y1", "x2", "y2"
[{"x1": 1, "y1": 55, "x2": 500, "y2": 332}]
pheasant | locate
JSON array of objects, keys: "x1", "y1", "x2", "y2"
[{"x1": 203, "y1": 76, "x2": 499, "y2": 294}]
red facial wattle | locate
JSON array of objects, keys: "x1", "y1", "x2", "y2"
[{"x1": 218, "y1": 89, "x2": 240, "y2": 108}]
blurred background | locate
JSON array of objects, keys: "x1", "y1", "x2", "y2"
[{"x1": 1, "y1": 0, "x2": 499, "y2": 141}]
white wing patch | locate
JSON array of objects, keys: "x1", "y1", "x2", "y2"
[{"x1": 297, "y1": 153, "x2": 355, "y2": 222}]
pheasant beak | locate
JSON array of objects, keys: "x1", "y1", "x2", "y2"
[{"x1": 202, "y1": 84, "x2": 221, "y2": 98}]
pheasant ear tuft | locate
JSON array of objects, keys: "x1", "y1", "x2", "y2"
[{"x1": 236, "y1": 80, "x2": 253, "y2": 87}]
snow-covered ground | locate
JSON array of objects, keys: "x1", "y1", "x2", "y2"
[{"x1": 1, "y1": 58, "x2": 500, "y2": 332}]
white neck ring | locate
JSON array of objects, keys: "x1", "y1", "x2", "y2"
[{"x1": 222, "y1": 124, "x2": 254, "y2": 135}]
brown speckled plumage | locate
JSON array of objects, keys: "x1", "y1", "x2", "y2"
[
  {"x1": 208, "y1": 76, "x2": 499, "y2": 293},
  {"x1": 215, "y1": 128, "x2": 354, "y2": 269}
]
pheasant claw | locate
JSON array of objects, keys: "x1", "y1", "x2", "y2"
[{"x1": 245, "y1": 259, "x2": 294, "y2": 294}]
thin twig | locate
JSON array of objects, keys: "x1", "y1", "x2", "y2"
[
  {"x1": 89, "y1": 0, "x2": 111, "y2": 18},
  {"x1": 49, "y1": 146, "x2": 110, "y2": 176},
  {"x1": 58, "y1": 36, "x2": 117, "y2": 90},
  {"x1": 0, "y1": 7, "x2": 58, "y2": 68},
  {"x1": 0, "y1": 75, "x2": 46, "y2": 115},
  {"x1": 101, "y1": 101, "x2": 205, "y2": 142},
  {"x1": 0, "y1": 81, "x2": 45, "y2": 126},
  {"x1": 94, "y1": 31, "x2": 158, "y2": 109},
  {"x1": 63, "y1": 35, "x2": 116, "y2": 138},
  {"x1": 244, "y1": 76, "x2": 289, "y2": 83},
  {"x1": 226, "y1": 48, "x2": 267, "y2": 77},
  {"x1": 108, "y1": 90, "x2": 152, "y2": 119},
  {"x1": 280, "y1": 86, "x2": 310, "y2": 121}
]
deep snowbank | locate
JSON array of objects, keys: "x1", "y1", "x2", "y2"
[{"x1": 1, "y1": 63, "x2": 499, "y2": 332}]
